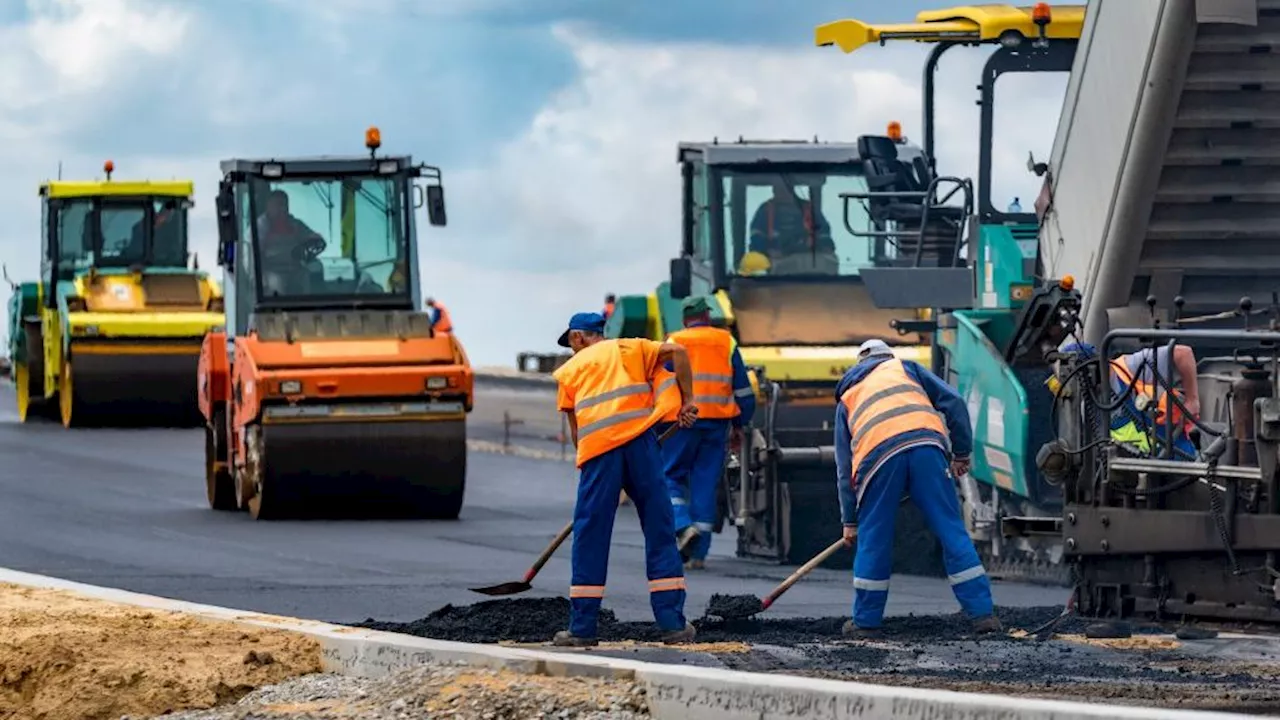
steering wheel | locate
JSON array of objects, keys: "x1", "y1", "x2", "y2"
[{"x1": 292, "y1": 235, "x2": 327, "y2": 262}]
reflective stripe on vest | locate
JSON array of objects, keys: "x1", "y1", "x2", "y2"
[
  {"x1": 1110, "y1": 359, "x2": 1185, "y2": 429},
  {"x1": 839, "y1": 358, "x2": 946, "y2": 491},
  {"x1": 656, "y1": 326, "x2": 740, "y2": 422},
  {"x1": 553, "y1": 339, "x2": 661, "y2": 467}
]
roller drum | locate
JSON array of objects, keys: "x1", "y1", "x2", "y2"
[
  {"x1": 65, "y1": 346, "x2": 202, "y2": 426},
  {"x1": 250, "y1": 419, "x2": 467, "y2": 520}
]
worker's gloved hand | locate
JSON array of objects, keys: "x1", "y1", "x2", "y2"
[
  {"x1": 841, "y1": 525, "x2": 856, "y2": 545},
  {"x1": 950, "y1": 456, "x2": 971, "y2": 478},
  {"x1": 677, "y1": 403, "x2": 699, "y2": 428},
  {"x1": 729, "y1": 426, "x2": 744, "y2": 452}
]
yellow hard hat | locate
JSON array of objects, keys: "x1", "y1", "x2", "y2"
[{"x1": 738, "y1": 251, "x2": 771, "y2": 275}]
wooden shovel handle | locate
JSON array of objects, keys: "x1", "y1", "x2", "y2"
[
  {"x1": 523, "y1": 520, "x2": 575, "y2": 583},
  {"x1": 761, "y1": 537, "x2": 852, "y2": 610}
]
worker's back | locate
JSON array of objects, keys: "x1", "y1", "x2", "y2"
[
  {"x1": 667, "y1": 325, "x2": 738, "y2": 420},
  {"x1": 554, "y1": 338, "x2": 662, "y2": 464}
]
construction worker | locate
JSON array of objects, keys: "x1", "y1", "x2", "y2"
[
  {"x1": 654, "y1": 296, "x2": 756, "y2": 569},
  {"x1": 551, "y1": 311, "x2": 699, "y2": 647},
  {"x1": 426, "y1": 298, "x2": 453, "y2": 334},
  {"x1": 603, "y1": 293, "x2": 617, "y2": 321},
  {"x1": 835, "y1": 339, "x2": 1000, "y2": 638},
  {"x1": 1062, "y1": 342, "x2": 1200, "y2": 459}
]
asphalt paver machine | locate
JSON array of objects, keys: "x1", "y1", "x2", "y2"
[{"x1": 198, "y1": 128, "x2": 474, "y2": 520}]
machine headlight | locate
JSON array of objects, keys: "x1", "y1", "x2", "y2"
[
  {"x1": 262, "y1": 163, "x2": 284, "y2": 178},
  {"x1": 426, "y1": 377, "x2": 447, "y2": 390},
  {"x1": 378, "y1": 160, "x2": 399, "y2": 175},
  {"x1": 279, "y1": 380, "x2": 302, "y2": 394}
]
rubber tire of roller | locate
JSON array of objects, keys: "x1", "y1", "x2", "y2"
[
  {"x1": 205, "y1": 406, "x2": 237, "y2": 511},
  {"x1": 58, "y1": 358, "x2": 89, "y2": 429},
  {"x1": 14, "y1": 362, "x2": 33, "y2": 423},
  {"x1": 17, "y1": 325, "x2": 57, "y2": 423}
]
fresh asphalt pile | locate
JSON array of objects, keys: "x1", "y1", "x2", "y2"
[{"x1": 354, "y1": 597, "x2": 1280, "y2": 712}]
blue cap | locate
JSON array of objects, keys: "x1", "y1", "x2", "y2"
[{"x1": 558, "y1": 312, "x2": 606, "y2": 348}]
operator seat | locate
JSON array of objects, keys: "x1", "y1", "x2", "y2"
[{"x1": 857, "y1": 135, "x2": 965, "y2": 268}]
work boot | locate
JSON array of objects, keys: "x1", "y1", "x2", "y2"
[
  {"x1": 676, "y1": 527, "x2": 700, "y2": 562},
  {"x1": 972, "y1": 615, "x2": 1003, "y2": 634},
  {"x1": 684, "y1": 558, "x2": 706, "y2": 571},
  {"x1": 661, "y1": 622, "x2": 696, "y2": 645},
  {"x1": 552, "y1": 631, "x2": 599, "y2": 648},
  {"x1": 842, "y1": 620, "x2": 882, "y2": 640}
]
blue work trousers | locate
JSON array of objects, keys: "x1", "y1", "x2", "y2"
[
  {"x1": 570, "y1": 428, "x2": 688, "y2": 638},
  {"x1": 852, "y1": 445, "x2": 994, "y2": 628},
  {"x1": 660, "y1": 420, "x2": 729, "y2": 560}
]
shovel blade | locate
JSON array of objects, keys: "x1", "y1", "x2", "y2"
[
  {"x1": 704, "y1": 593, "x2": 764, "y2": 620},
  {"x1": 468, "y1": 581, "x2": 533, "y2": 597}
]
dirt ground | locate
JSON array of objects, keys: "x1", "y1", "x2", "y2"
[{"x1": 0, "y1": 583, "x2": 322, "y2": 720}]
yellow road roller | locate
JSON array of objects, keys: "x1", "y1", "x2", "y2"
[{"x1": 7, "y1": 161, "x2": 225, "y2": 427}]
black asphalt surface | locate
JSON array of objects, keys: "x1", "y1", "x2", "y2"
[{"x1": 0, "y1": 377, "x2": 1060, "y2": 625}]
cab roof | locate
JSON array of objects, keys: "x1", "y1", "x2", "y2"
[
  {"x1": 219, "y1": 155, "x2": 417, "y2": 177},
  {"x1": 677, "y1": 139, "x2": 923, "y2": 166},
  {"x1": 40, "y1": 180, "x2": 194, "y2": 199}
]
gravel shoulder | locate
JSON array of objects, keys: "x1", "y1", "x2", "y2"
[
  {"x1": 0, "y1": 582, "x2": 320, "y2": 720},
  {"x1": 152, "y1": 663, "x2": 649, "y2": 720}
]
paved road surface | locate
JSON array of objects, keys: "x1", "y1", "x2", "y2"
[{"x1": 0, "y1": 378, "x2": 1062, "y2": 626}]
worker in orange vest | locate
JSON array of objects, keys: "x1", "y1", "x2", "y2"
[
  {"x1": 603, "y1": 293, "x2": 616, "y2": 321},
  {"x1": 426, "y1": 297, "x2": 453, "y2": 334},
  {"x1": 551, "y1": 312, "x2": 699, "y2": 647},
  {"x1": 652, "y1": 296, "x2": 755, "y2": 569},
  {"x1": 835, "y1": 339, "x2": 999, "y2": 638}
]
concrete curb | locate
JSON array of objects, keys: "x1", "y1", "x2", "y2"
[{"x1": 0, "y1": 568, "x2": 1258, "y2": 720}]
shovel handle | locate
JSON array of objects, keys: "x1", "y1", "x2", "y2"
[
  {"x1": 523, "y1": 520, "x2": 575, "y2": 583},
  {"x1": 657, "y1": 423, "x2": 679, "y2": 444},
  {"x1": 761, "y1": 537, "x2": 851, "y2": 610}
]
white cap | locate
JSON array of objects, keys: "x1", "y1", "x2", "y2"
[{"x1": 856, "y1": 339, "x2": 893, "y2": 360}]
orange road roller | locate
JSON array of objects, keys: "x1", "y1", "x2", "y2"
[{"x1": 198, "y1": 128, "x2": 474, "y2": 520}]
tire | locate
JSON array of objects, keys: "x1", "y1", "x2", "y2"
[{"x1": 205, "y1": 406, "x2": 237, "y2": 511}]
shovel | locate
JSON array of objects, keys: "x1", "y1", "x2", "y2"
[
  {"x1": 469, "y1": 519, "x2": 575, "y2": 597},
  {"x1": 706, "y1": 535, "x2": 853, "y2": 620},
  {"x1": 469, "y1": 422, "x2": 684, "y2": 597}
]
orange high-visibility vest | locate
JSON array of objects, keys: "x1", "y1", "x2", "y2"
[
  {"x1": 839, "y1": 357, "x2": 946, "y2": 492},
  {"x1": 432, "y1": 303, "x2": 453, "y2": 333},
  {"x1": 655, "y1": 326, "x2": 739, "y2": 423},
  {"x1": 1110, "y1": 359, "x2": 1189, "y2": 430},
  {"x1": 554, "y1": 338, "x2": 664, "y2": 467}
]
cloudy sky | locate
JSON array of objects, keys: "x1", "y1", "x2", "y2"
[{"x1": 0, "y1": 0, "x2": 1068, "y2": 366}]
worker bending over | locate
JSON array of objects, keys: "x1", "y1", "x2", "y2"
[
  {"x1": 426, "y1": 297, "x2": 453, "y2": 334},
  {"x1": 551, "y1": 312, "x2": 700, "y2": 647},
  {"x1": 1063, "y1": 342, "x2": 1200, "y2": 459},
  {"x1": 655, "y1": 296, "x2": 756, "y2": 569},
  {"x1": 835, "y1": 339, "x2": 999, "y2": 638}
]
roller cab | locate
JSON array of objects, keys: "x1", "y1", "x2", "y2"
[
  {"x1": 6, "y1": 162, "x2": 224, "y2": 428},
  {"x1": 200, "y1": 129, "x2": 472, "y2": 520}
]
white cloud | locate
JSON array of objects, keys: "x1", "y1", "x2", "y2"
[{"x1": 435, "y1": 25, "x2": 1067, "y2": 366}]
